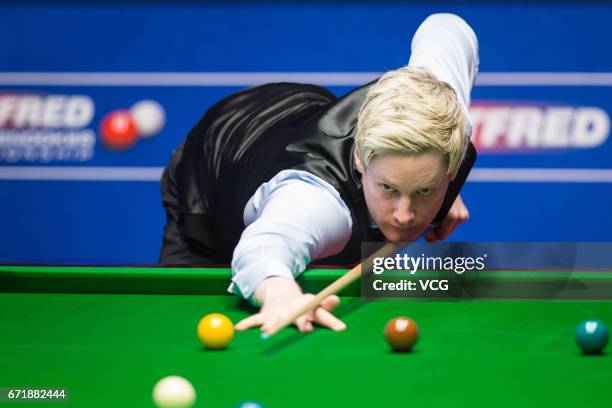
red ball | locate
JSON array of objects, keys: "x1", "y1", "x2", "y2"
[
  {"x1": 384, "y1": 316, "x2": 419, "y2": 352},
  {"x1": 99, "y1": 110, "x2": 138, "y2": 150}
]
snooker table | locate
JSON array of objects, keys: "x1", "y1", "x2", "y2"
[{"x1": 1, "y1": 265, "x2": 612, "y2": 407}]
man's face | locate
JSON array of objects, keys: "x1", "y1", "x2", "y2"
[{"x1": 355, "y1": 151, "x2": 451, "y2": 242}]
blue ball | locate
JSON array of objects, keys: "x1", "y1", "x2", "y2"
[
  {"x1": 575, "y1": 320, "x2": 608, "y2": 354},
  {"x1": 237, "y1": 402, "x2": 264, "y2": 408}
]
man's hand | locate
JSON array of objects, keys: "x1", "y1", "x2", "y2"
[
  {"x1": 234, "y1": 276, "x2": 346, "y2": 334},
  {"x1": 425, "y1": 194, "x2": 469, "y2": 243}
]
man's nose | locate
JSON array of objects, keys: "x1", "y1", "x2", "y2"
[{"x1": 393, "y1": 196, "x2": 415, "y2": 226}]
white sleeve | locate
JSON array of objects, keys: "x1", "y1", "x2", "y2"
[
  {"x1": 227, "y1": 170, "x2": 353, "y2": 300},
  {"x1": 408, "y1": 13, "x2": 480, "y2": 136}
]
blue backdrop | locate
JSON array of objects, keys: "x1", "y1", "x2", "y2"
[{"x1": 1, "y1": 2, "x2": 611, "y2": 263}]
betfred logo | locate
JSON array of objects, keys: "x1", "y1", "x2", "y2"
[
  {"x1": 0, "y1": 93, "x2": 166, "y2": 162},
  {"x1": 0, "y1": 93, "x2": 96, "y2": 162},
  {"x1": 470, "y1": 102, "x2": 610, "y2": 152},
  {"x1": 0, "y1": 94, "x2": 94, "y2": 128}
]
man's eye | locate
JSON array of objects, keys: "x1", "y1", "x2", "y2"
[
  {"x1": 417, "y1": 188, "x2": 432, "y2": 196},
  {"x1": 381, "y1": 184, "x2": 396, "y2": 193}
]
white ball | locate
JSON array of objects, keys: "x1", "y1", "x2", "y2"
[
  {"x1": 152, "y1": 376, "x2": 196, "y2": 408},
  {"x1": 130, "y1": 99, "x2": 166, "y2": 138}
]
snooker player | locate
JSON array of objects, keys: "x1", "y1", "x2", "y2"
[{"x1": 159, "y1": 13, "x2": 479, "y2": 334}]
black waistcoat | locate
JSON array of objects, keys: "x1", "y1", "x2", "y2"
[{"x1": 175, "y1": 82, "x2": 383, "y2": 265}]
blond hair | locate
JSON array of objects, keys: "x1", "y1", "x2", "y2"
[{"x1": 355, "y1": 66, "x2": 468, "y2": 175}]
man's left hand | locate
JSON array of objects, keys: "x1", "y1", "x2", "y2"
[{"x1": 425, "y1": 194, "x2": 469, "y2": 243}]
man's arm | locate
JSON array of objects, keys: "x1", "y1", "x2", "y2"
[
  {"x1": 228, "y1": 170, "x2": 352, "y2": 333},
  {"x1": 228, "y1": 170, "x2": 352, "y2": 300},
  {"x1": 408, "y1": 13, "x2": 479, "y2": 136}
]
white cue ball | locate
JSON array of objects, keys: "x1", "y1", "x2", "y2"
[
  {"x1": 130, "y1": 99, "x2": 166, "y2": 138},
  {"x1": 152, "y1": 376, "x2": 196, "y2": 408}
]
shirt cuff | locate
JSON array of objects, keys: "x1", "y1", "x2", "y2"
[{"x1": 227, "y1": 257, "x2": 296, "y2": 303}]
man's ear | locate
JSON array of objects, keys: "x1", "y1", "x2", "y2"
[
  {"x1": 450, "y1": 169, "x2": 458, "y2": 182},
  {"x1": 353, "y1": 148, "x2": 365, "y2": 174}
]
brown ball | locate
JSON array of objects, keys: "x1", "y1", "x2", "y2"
[{"x1": 384, "y1": 316, "x2": 419, "y2": 352}]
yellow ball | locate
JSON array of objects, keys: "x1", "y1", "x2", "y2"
[{"x1": 197, "y1": 313, "x2": 234, "y2": 349}]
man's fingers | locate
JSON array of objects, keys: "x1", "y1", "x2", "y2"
[
  {"x1": 246, "y1": 294, "x2": 344, "y2": 334},
  {"x1": 320, "y1": 295, "x2": 341, "y2": 312},
  {"x1": 314, "y1": 307, "x2": 347, "y2": 331},
  {"x1": 451, "y1": 207, "x2": 469, "y2": 225},
  {"x1": 235, "y1": 313, "x2": 264, "y2": 331},
  {"x1": 260, "y1": 313, "x2": 285, "y2": 334},
  {"x1": 436, "y1": 216, "x2": 456, "y2": 241},
  {"x1": 295, "y1": 314, "x2": 314, "y2": 332}
]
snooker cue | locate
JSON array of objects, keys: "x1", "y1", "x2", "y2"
[{"x1": 263, "y1": 242, "x2": 398, "y2": 338}]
